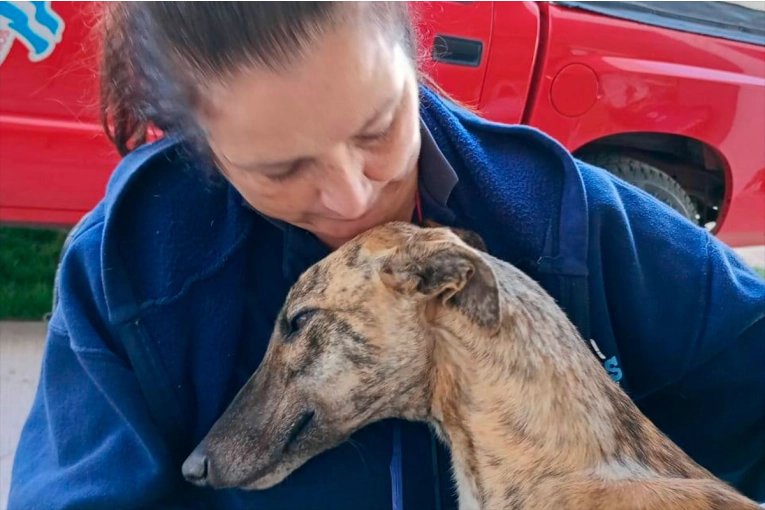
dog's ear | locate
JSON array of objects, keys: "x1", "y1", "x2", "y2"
[
  {"x1": 421, "y1": 220, "x2": 487, "y2": 252},
  {"x1": 380, "y1": 241, "x2": 501, "y2": 334}
]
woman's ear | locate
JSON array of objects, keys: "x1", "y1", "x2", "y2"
[{"x1": 380, "y1": 242, "x2": 501, "y2": 334}]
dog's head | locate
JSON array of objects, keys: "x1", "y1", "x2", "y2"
[{"x1": 183, "y1": 221, "x2": 501, "y2": 490}]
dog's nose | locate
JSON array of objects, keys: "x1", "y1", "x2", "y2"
[{"x1": 182, "y1": 448, "x2": 209, "y2": 485}]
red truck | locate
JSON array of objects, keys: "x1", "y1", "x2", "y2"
[{"x1": 1, "y1": 1, "x2": 764, "y2": 247}]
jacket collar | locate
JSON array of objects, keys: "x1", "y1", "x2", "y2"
[{"x1": 420, "y1": 86, "x2": 590, "y2": 277}]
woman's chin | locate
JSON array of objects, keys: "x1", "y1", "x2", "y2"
[
  {"x1": 313, "y1": 220, "x2": 379, "y2": 245},
  {"x1": 314, "y1": 230, "x2": 361, "y2": 249}
]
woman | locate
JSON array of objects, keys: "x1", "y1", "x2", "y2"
[{"x1": 9, "y1": 3, "x2": 764, "y2": 509}]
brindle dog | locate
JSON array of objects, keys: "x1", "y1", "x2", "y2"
[{"x1": 183, "y1": 222, "x2": 759, "y2": 510}]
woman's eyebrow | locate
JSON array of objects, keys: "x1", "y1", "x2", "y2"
[{"x1": 224, "y1": 149, "x2": 305, "y2": 172}]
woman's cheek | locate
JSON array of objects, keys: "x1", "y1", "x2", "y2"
[
  {"x1": 364, "y1": 153, "x2": 402, "y2": 182},
  {"x1": 364, "y1": 137, "x2": 417, "y2": 183}
]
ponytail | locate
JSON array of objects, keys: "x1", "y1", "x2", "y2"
[{"x1": 99, "y1": 4, "x2": 149, "y2": 156}]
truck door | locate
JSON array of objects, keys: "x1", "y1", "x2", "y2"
[
  {"x1": 414, "y1": 1, "x2": 494, "y2": 108},
  {"x1": 0, "y1": 1, "x2": 120, "y2": 226},
  {"x1": 478, "y1": 1, "x2": 542, "y2": 124}
]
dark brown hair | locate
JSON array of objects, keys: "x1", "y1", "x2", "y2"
[{"x1": 99, "y1": 2, "x2": 422, "y2": 157}]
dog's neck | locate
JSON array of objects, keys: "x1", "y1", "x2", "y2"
[
  {"x1": 425, "y1": 316, "x2": 616, "y2": 509},
  {"x1": 426, "y1": 329, "x2": 486, "y2": 510}
]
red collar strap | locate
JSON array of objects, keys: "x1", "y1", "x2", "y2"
[{"x1": 414, "y1": 188, "x2": 423, "y2": 225}]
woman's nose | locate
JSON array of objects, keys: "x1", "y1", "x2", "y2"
[{"x1": 319, "y1": 149, "x2": 374, "y2": 220}]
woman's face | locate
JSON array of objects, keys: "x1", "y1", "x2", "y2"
[{"x1": 200, "y1": 21, "x2": 421, "y2": 249}]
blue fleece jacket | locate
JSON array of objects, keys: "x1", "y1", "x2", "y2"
[{"x1": 9, "y1": 87, "x2": 765, "y2": 509}]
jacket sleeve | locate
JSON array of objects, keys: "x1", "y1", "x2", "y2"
[
  {"x1": 581, "y1": 162, "x2": 765, "y2": 502},
  {"x1": 8, "y1": 219, "x2": 201, "y2": 510}
]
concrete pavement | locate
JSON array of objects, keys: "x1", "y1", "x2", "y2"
[
  {"x1": 737, "y1": 245, "x2": 765, "y2": 268},
  {"x1": 725, "y1": 1, "x2": 765, "y2": 11},
  {"x1": 0, "y1": 246, "x2": 763, "y2": 508},
  {"x1": 0, "y1": 322, "x2": 45, "y2": 509}
]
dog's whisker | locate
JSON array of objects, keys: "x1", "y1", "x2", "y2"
[{"x1": 346, "y1": 438, "x2": 370, "y2": 473}]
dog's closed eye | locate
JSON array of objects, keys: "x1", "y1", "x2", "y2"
[{"x1": 281, "y1": 309, "x2": 318, "y2": 340}]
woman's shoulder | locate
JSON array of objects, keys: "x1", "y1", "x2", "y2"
[
  {"x1": 100, "y1": 137, "x2": 224, "y2": 223},
  {"x1": 56, "y1": 137, "x2": 189, "y2": 282},
  {"x1": 59, "y1": 137, "x2": 255, "y2": 324}
]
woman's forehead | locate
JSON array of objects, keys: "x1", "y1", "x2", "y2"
[{"x1": 200, "y1": 23, "x2": 413, "y2": 168}]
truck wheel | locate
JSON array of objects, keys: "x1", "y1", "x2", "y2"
[{"x1": 582, "y1": 153, "x2": 699, "y2": 224}]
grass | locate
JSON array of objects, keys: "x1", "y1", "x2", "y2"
[
  {"x1": 0, "y1": 226, "x2": 763, "y2": 320},
  {"x1": 0, "y1": 227, "x2": 68, "y2": 320}
]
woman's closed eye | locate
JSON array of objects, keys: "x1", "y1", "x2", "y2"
[
  {"x1": 355, "y1": 122, "x2": 393, "y2": 145},
  {"x1": 266, "y1": 159, "x2": 307, "y2": 183},
  {"x1": 355, "y1": 110, "x2": 400, "y2": 147}
]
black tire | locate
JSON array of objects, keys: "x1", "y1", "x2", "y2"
[{"x1": 582, "y1": 152, "x2": 699, "y2": 223}]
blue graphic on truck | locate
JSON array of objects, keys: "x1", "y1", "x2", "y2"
[{"x1": 0, "y1": 1, "x2": 64, "y2": 65}]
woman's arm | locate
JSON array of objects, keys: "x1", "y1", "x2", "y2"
[
  {"x1": 8, "y1": 221, "x2": 199, "y2": 510},
  {"x1": 580, "y1": 161, "x2": 765, "y2": 502}
]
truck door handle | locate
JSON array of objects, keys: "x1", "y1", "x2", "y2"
[{"x1": 431, "y1": 35, "x2": 483, "y2": 67}]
